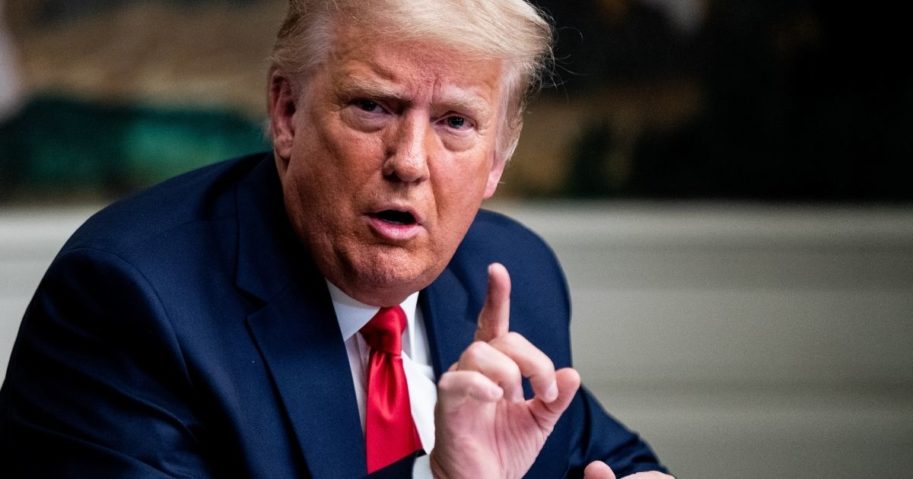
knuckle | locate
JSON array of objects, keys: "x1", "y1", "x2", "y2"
[
  {"x1": 437, "y1": 371, "x2": 458, "y2": 391},
  {"x1": 503, "y1": 331, "x2": 525, "y2": 346},
  {"x1": 437, "y1": 371, "x2": 478, "y2": 394},
  {"x1": 460, "y1": 341, "x2": 489, "y2": 363},
  {"x1": 466, "y1": 340, "x2": 489, "y2": 355}
]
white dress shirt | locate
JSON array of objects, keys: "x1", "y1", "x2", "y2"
[{"x1": 327, "y1": 281, "x2": 437, "y2": 478}]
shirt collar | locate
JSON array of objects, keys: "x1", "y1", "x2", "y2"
[{"x1": 327, "y1": 280, "x2": 419, "y2": 344}]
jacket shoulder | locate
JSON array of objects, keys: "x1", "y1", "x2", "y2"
[
  {"x1": 458, "y1": 209, "x2": 566, "y2": 281},
  {"x1": 463, "y1": 209, "x2": 555, "y2": 253},
  {"x1": 61, "y1": 153, "x2": 267, "y2": 257},
  {"x1": 453, "y1": 208, "x2": 572, "y2": 331}
]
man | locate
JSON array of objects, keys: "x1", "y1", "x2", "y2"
[{"x1": 0, "y1": 1, "x2": 671, "y2": 477}]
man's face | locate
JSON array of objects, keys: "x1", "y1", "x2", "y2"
[{"x1": 271, "y1": 24, "x2": 508, "y2": 306}]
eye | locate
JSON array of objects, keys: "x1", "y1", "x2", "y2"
[
  {"x1": 341, "y1": 98, "x2": 390, "y2": 131},
  {"x1": 443, "y1": 115, "x2": 471, "y2": 130},
  {"x1": 447, "y1": 116, "x2": 465, "y2": 129},
  {"x1": 355, "y1": 99, "x2": 382, "y2": 113}
]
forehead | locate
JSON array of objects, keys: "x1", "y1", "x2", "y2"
[{"x1": 323, "y1": 23, "x2": 507, "y2": 110}]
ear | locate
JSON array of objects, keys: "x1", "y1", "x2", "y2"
[
  {"x1": 268, "y1": 70, "x2": 298, "y2": 165},
  {"x1": 484, "y1": 118, "x2": 521, "y2": 199},
  {"x1": 483, "y1": 156, "x2": 507, "y2": 199}
]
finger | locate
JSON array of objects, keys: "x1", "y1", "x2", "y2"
[
  {"x1": 488, "y1": 332, "x2": 558, "y2": 403},
  {"x1": 528, "y1": 367, "x2": 581, "y2": 432},
  {"x1": 456, "y1": 341, "x2": 524, "y2": 403},
  {"x1": 475, "y1": 263, "x2": 511, "y2": 342},
  {"x1": 436, "y1": 370, "x2": 503, "y2": 405},
  {"x1": 584, "y1": 461, "x2": 616, "y2": 479}
]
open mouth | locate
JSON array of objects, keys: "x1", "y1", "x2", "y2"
[{"x1": 372, "y1": 210, "x2": 417, "y2": 225}]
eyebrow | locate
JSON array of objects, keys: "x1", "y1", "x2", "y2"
[
  {"x1": 437, "y1": 85, "x2": 494, "y2": 119},
  {"x1": 335, "y1": 73, "x2": 494, "y2": 119},
  {"x1": 335, "y1": 75, "x2": 406, "y2": 102}
]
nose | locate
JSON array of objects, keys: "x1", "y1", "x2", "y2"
[{"x1": 382, "y1": 113, "x2": 431, "y2": 184}]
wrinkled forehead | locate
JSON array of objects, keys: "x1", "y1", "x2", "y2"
[
  {"x1": 329, "y1": 11, "x2": 514, "y2": 68},
  {"x1": 327, "y1": 32, "x2": 506, "y2": 118},
  {"x1": 319, "y1": 20, "x2": 510, "y2": 102},
  {"x1": 331, "y1": 21, "x2": 505, "y2": 79}
]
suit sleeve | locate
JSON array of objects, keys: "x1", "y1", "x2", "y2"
[
  {"x1": 562, "y1": 386, "x2": 670, "y2": 477},
  {"x1": 0, "y1": 247, "x2": 215, "y2": 478}
]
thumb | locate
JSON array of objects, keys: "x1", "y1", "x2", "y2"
[{"x1": 584, "y1": 461, "x2": 617, "y2": 479}]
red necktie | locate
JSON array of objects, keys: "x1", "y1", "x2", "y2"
[{"x1": 360, "y1": 306, "x2": 421, "y2": 473}]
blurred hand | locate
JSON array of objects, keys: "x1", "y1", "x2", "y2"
[{"x1": 429, "y1": 263, "x2": 581, "y2": 479}]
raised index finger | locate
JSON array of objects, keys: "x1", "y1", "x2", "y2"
[{"x1": 475, "y1": 263, "x2": 511, "y2": 342}]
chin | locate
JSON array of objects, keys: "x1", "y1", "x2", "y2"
[{"x1": 345, "y1": 250, "x2": 440, "y2": 304}]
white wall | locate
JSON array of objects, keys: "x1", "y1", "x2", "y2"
[
  {"x1": 2, "y1": 203, "x2": 912, "y2": 477},
  {"x1": 493, "y1": 202, "x2": 913, "y2": 478}
]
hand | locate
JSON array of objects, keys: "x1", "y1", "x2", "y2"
[
  {"x1": 430, "y1": 263, "x2": 582, "y2": 479},
  {"x1": 584, "y1": 461, "x2": 675, "y2": 479}
]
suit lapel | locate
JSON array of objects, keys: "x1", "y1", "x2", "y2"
[
  {"x1": 246, "y1": 286, "x2": 367, "y2": 478},
  {"x1": 421, "y1": 267, "x2": 479, "y2": 377},
  {"x1": 234, "y1": 157, "x2": 367, "y2": 478}
]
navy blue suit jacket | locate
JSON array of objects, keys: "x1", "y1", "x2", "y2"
[{"x1": 1, "y1": 153, "x2": 665, "y2": 478}]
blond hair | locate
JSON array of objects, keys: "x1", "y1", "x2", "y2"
[{"x1": 269, "y1": 0, "x2": 554, "y2": 162}]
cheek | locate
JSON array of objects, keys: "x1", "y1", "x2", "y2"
[
  {"x1": 318, "y1": 122, "x2": 386, "y2": 175},
  {"x1": 291, "y1": 124, "x2": 377, "y2": 189},
  {"x1": 432, "y1": 160, "x2": 492, "y2": 218}
]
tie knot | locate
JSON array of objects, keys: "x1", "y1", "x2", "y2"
[{"x1": 361, "y1": 306, "x2": 406, "y2": 355}]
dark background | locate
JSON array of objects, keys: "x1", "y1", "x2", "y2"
[
  {"x1": 1, "y1": 0, "x2": 911, "y2": 201},
  {"x1": 541, "y1": 0, "x2": 912, "y2": 201}
]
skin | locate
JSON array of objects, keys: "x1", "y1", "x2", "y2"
[
  {"x1": 268, "y1": 18, "x2": 672, "y2": 479},
  {"x1": 269, "y1": 22, "x2": 507, "y2": 307}
]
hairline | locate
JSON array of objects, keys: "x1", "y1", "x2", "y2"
[{"x1": 269, "y1": 4, "x2": 549, "y2": 162}]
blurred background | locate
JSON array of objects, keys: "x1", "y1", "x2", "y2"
[{"x1": 1, "y1": 0, "x2": 911, "y2": 477}]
